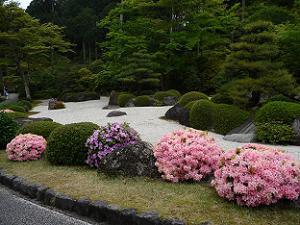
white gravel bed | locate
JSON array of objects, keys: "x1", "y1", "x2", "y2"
[{"x1": 30, "y1": 98, "x2": 300, "y2": 160}]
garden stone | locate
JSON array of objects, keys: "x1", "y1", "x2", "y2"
[
  {"x1": 2, "y1": 175, "x2": 16, "y2": 188},
  {"x1": 36, "y1": 185, "x2": 48, "y2": 201},
  {"x1": 48, "y1": 98, "x2": 57, "y2": 110},
  {"x1": 292, "y1": 118, "x2": 300, "y2": 145},
  {"x1": 163, "y1": 96, "x2": 177, "y2": 106},
  {"x1": 223, "y1": 133, "x2": 256, "y2": 143},
  {"x1": 108, "y1": 90, "x2": 118, "y2": 106},
  {"x1": 55, "y1": 193, "x2": 75, "y2": 211},
  {"x1": 125, "y1": 99, "x2": 135, "y2": 107},
  {"x1": 119, "y1": 208, "x2": 137, "y2": 225},
  {"x1": 15, "y1": 117, "x2": 53, "y2": 126},
  {"x1": 26, "y1": 184, "x2": 40, "y2": 199},
  {"x1": 102, "y1": 105, "x2": 120, "y2": 110},
  {"x1": 136, "y1": 211, "x2": 160, "y2": 225},
  {"x1": 224, "y1": 118, "x2": 256, "y2": 143},
  {"x1": 44, "y1": 189, "x2": 56, "y2": 206},
  {"x1": 165, "y1": 104, "x2": 182, "y2": 121},
  {"x1": 104, "y1": 204, "x2": 123, "y2": 225},
  {"x1": 161, "y1": 219, "x2": 185, "y2": 225},
  {"x1": 74, "y1": 198, "x2": 91, "y2": 217},
  {"x1": 99, "y1": 142, "x2": 160, "y2": 178},
  {"x1": 90, "y1": 200, "x2": 109, "y2": 222},
  {"x1": 12, "y1": 177, "x2": 24, "y2": 192},
  {"x1": 106, "y1": 111, "x2": 127, "y2": 117},
  {"x1": 178, "y1": 107, "x2": 190, "y2": 126}
]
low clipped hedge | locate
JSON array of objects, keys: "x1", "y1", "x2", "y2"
[
  {"x1": 46, "y1": 122, "x2": 99, "y2": 165},
  {"x1": 59, "y1": 91, "x2": 99, "y2": 102},
  {"x1": 214, "y1": 104, "x2": 249, "y2": 135},
  {"x1": 255, "y1": 101, "x2": 300, "y2": 125},
  {"x1": 184, "y1": 100, "x2": 198, "y2": 111},
  {"x1": 178, "y1": 91, "x2": 208, "y2": 107},
  {"x1": 0, "y1": 102, "x2": 26, "y2": 112},
  {"x1": 0, "y1": 112, "x2": 19, "y2": 149},
  {"x1": 134, "y1": 95, "x2": 152, "y2": 107},
  {"x1": 256, "y1": 123, "x2": 295, "y2": 145},
  {"x1": 190, "y1": 100, "x2": 216, "y2": 131},
  {"x1": 211, "y1": 93, "x2": 234, "y2": 105},
  {"x1": 17, "y1": 121, "x2": 62, "y2": 139},
  {"x1": 154, "y1": 90, "x2": 181, "y2": 101},
  {"x1": 189, "y1": 100, "x2": 249, "y2": 135},
  {"x1": 117, "y1": 93, "x2": 135, "y2": 107},
  {"x1": 265, "y1": 94, "x2": 298, "y2": 104}
]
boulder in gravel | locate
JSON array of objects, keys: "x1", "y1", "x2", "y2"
[
  {"x1": 108, "y1": 90, "x2": 118, "y2": 106},
  {"x1": 223, "y1": 133, "x2": 256, "y2": 143},
  {"x1": 99, "y1": 142, "x2": 160, "y2": 178},
  {"x1": 107, "y1": 111, "x2": 127, "y2": 117},
  {"x1": 292, "y1": 118, "x2": 300, "y2": 145},
  {"x1": 165, "y1": 104, "x2": 182, "y2": 121}
]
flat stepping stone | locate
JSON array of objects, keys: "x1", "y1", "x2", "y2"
[{"x1": 106, "y1": 111, "x2": 127, "y2": 117}]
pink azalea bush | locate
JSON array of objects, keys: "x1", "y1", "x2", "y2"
[
  {"x1": 212, "y1": 143, "x2": 300, "y2": 207},
  {"x1": 154, "y1": 129, "x2": 223, "y2": 182},
  {"x1": 6, "y1": 134, "x2": 47, "y2": 161}
]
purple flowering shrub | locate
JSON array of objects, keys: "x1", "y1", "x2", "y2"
[{"x1": 85, "y1": 122, "x2": 141, "y2": 168}]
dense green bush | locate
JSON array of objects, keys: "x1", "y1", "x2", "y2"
[
  {"x1": 213, "y1": 104, "x2": 249, "y2": 135},
  {"x1": 0, "y1": 102, "x2": 26, "y2": 112},
  {"x1": 154, "y1": 90, "x2": 181, "y2": 101},
  {"x1": 17, "y1": 100, "x2": 32, "y2": 111},
  {"x1": 134, "y1": 95, "x2": 152, "y2": 107},
  {"x1": 256, "y1": 123, "x2": 295, "y2": 145},
  {"x1": 265, "y1": 94, "x2": 298, "y2": 104},
  {"x1": 184, "y1": 100, "x2": 198, "y2": 111},
  {"x1": 18, "y1": 121, "x2": 62, "y2": 139},
  {"x1": 211, "y1": 93, "x2": 234, "y2": 105},
  {"x1": 117, "y1": 93, "x2": 135, "y2": 107},
  {"x1": 255, "y1": 101, "x2": 300, "y2": 125},
  {"x1": 46, "y1": 122, "x2": 99, "y2": 165},
  {"x1": 0, "y1": 113, "x2": 19, "y2": 149},
  {"x1": 59, "y1": 91, "x2": 99, "y2": 102},
  {"x1": 178, "y1": 91, "x2": 208, "y2": 107},
  {"x1": 190, "y1": 100, "x2": 216, "y2": 130}
]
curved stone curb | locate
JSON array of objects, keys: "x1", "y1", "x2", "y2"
[{"x1": 0, "y1": 169, "x2": 212, "y2": 225}]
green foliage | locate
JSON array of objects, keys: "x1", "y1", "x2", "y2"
[
  {"x1": 134, "y1": 95, "x2": 152, "y2": 107},
  {"x1": 256, "y1": 123, "x2": 295, "y2": 145},
  {"x1": 154, "y1": 90, "x2": 181, "y2": 101},
  {"x1": 0, "y1": 112, "x2": 19, "y2": 149},
  {"x1": 184, "y1": 101, "x2": 198, "y2": 111},
  {"x1": 117, "y1": 93, "x2": 135, "y2": 107},
  {"x1": 190, "y1": 100, "x2": 216, "y2": 131},
  {"x1": 255, "y1": 101, "x2": 300, "y2": 125},
  {"x1": 213, "y1": 104, "x2": 249, "y2": 135},
  {"x1": 0, "y1": 102, "x2": 29, "y2": 112},
  {"x1": 265, "y1": 94, "x2": 298, "y2": 104},
  {"x1": 17, "y1": 121, "x2": 62, "y2": 139},
  {"x1": 178, "y1": 92, "x2": 209, "y2": 107},
  {"x1": 46, "y1": 122, "x2": 99, "y2": 165},
  {"x1": 211, "y1": 93, "x2": 233, "y2": 105},
  {"x1": 59, "y1": 91, "x2": 99, "y2": 102}
]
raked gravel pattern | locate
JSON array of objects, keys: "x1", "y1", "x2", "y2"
[{"x1": 30, "y1": 97, "x2": 300, "y2": 160}]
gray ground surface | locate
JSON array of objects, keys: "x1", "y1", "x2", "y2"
[{"x1": 0, "y1": 185, "x2": 104, "y2": 225}]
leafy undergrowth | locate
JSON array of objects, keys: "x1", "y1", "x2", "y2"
[{"x1": 0, "y1": 152, "x2": 299, "y2": 225}]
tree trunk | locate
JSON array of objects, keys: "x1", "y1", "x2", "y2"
[
  {"x1": 21, "y1": 71, "x2": 31, "y2": 100},
  {"x1": 82, "y1": 40, "x2": 86, "y2": 63}
]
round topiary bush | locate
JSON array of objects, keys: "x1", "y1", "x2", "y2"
[
  {"x1": 213, "y1": 104, "x2": 249, "y2": 135},
  {"x1": 178, "y1": 91, "x2": 209, "y2": 107},
  {"x1": 17, "y1": 121, "x2": 62, "y2": 139},
  {"x1": 154, "y1": 129, "x2": 223, "y2": 183},
  {"x1": 255, "y1": 101, "x2": 300, "y2": 125},
  {"x1": 46, "y1": 122, "x2": 99, "y2": 165},
  {"x1": 6, "y1": 134, "x2": 46, "y2": 161},
  {"x1": 17, "y1": 100, "x2": 32, "y2": 111},
  {"x1": 134, "y1": 95, "x2": 152, "y2": 107},
  {"x1": 256, "y1": 123, "x2": 295, "y2": 144},
  {"x1": 212, "y1": 144, "x2": 300, "y2": 207},
  {"x1": 0, "y1": 112, "x2": 19, "y2": 149},
  {"x1": 86, "y1": 122, "x2": 141, "y2": 168},
  {"x1": 117, "y1": 93, "x2": 135, "y2": 107},
  {"x1": 190, "y1": 100, "x2": 216, "y2": 131},
  {"x1": 211, "y1": 93, "x2": 233, "y2": 105},
  {"x1": 265, "y1": 94, "x2": 297, "y2": 104},
  {"x1": 154, "y1": 90, "x2": 181, "y2": 101}
]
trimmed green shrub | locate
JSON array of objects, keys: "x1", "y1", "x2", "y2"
[
  {"x1": 46, "y1": 122, "x2": 99, "y2": 165},
  {"x1": 0, "y1": 112, "x2": 19, "y2": 149},
  {"x1": 185, "y1": 100, "x2": 198, "y2": 111},
  {"x1": 17, "y1": 100, "x2": 32, "y2": 111},
  {"x1": 256, "y1": 123, "x2": 295, "y2": 145},
  {"x1": 168, "y1": 89, "x2": 181, "y2": 97},
  {"x1": 117, "y1": 93, "x2": 135, "y2": 107},
  {"x1": 265, "y1": 94, "x2": 297, "y2": 104},
  {"x1": 59, "y1": 91, "x2": 99, "y2": 102},
  {"x1": 17, "y1": 121, "x2": 62, "y2": 139},
  {"x1": 6, "y1": 112, "x2": 28, "y2": 119},
  {"x1": 190, "y1": 100, "x2": 216, "y2": 131},
  {"x1": 178, "y1": 91, "x2": 209, "y2": 107},
  {"x1": 0, "y1": 102, "x2": 26, "y2": 112},
  {"x1": 134, "y1": 95, "x2": 152, "y2": 107},
  {"x1": 211, "y1": 93, "x2": 234, "y2": 105},
  {"x1": 214, "y1": 104, "x2": 249, "y2": 135},
  {"x1": 255, "y1": 101, "x2": 300, "y2": 125},
  {"x1": 154, "y1": 90, "x2": 181, "y2": 101}
]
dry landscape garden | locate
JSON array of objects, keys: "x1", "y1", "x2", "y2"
[{"x1": 1, "y1": 0, "x2": 300, "y2": 225}]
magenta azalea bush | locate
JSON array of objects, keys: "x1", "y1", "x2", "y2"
[
  {"x1": 6, "y1": 134, "x2": 47, "y2": 161},
  {"x1": 212, "y1": 143, "x2": 300, "y2": 207},
  {"x1": 154, "y1": 129, "x2": 223, "y2": 183},
  {"x1": 85, "y1": 122, "x2": 141, "y2": 168}
]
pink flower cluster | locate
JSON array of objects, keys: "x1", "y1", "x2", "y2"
[
  {"x1": 212, "y1": 143, "x2": 300, "y2": 207},
  {"x1": 154, "y1": 129, "x2": 223, "y2": 182},
  {"x1": 6, "y1": 134, "x2": 47, "y2": 161}
]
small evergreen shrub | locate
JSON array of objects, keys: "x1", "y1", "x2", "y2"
[
  {"x1": 117, "y1": 93, "x2": 135, "y2": 107},
  {"x1": 6, "y1": 134, "x2": 46, "y2": 161},
  {"x1": 134, "y1": 95, "x2": 152, "y2": 107},
  {"x1": 265, "y1": 94, "x2": 297, "y2": 104},
  {"x1": 255, "y1": 101, "x2": 300, "y2": 125},
  {"x1": 18, "y1": 121, "x2": 62, "y2": 139},
  {"x1": 256, "y1": 123, "x2": 294, "y2": 145},
  {"x1": 46, "y1": 122, "x2": 99, "y2": 165},
  {"x1": 178, "y1": 91, "x2": 208, "y2": 107},
  {"x1": 17, "y1": 100, "x2": 32, "y2": 111},
  {"x1": 213, "y1": 104, "x2": 249, "y2": 135},
  {"x1": 85, "y1": 122, "x2": 141, "y2": 168},
  {"x1": 154, "y1": 129, "x2": 223, "y2": 183},
  {"x1": 184, "y1": 100, "x2": 198, "y2": 111},
  {"x1": 168, "y1": 89, "x2": 181, "y2": 97},
  {"x1": 0, "y1": 112, "x2": 19, "y2": 149},
  {"x1": 154, "y1": 90, "x2": 181, "y2": 101},
  {"x1": 0, "y1": 102, "x2": 26, "y2": 112},
  {"x1": 212, "y1": 144, "x2": 300, "y2": 207},
  {"x1": 190, "y1": 100, "x2": 216, "y2": 130},
  {"x1": 211, "y1": 93, "x2": 234, "y2": 105}
]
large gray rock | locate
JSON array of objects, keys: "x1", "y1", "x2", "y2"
[
  {"x1": 223, "y1": 133, "x2": 256, "y2": 143},
  {"x1": 292, "y1": 118, "x2": 300, "y2": 145},
  {"x1": 165, "y1": 104, "x2": 190, "y2": 126},
  {"x1": 106, "y1": 111, "x2": 127, "y2": 117},
  {"x1": 108, "y1": 90, "x2": 118, "y2": 106},
  {"x1": 99, "y1": 142, "x2": 160, "y2": 178}
]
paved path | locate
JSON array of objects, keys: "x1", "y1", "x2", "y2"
[{"x1": 0, "y1": 185, "x2": 103, "y2": 225}]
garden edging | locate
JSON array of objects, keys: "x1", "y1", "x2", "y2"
[{"x1": 0, "y1": 169, "x2": 212, "y2": 225}]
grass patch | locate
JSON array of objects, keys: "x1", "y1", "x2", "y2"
[{"x1": 0, "y1": 152, "x2": 299, "y2": 225}]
